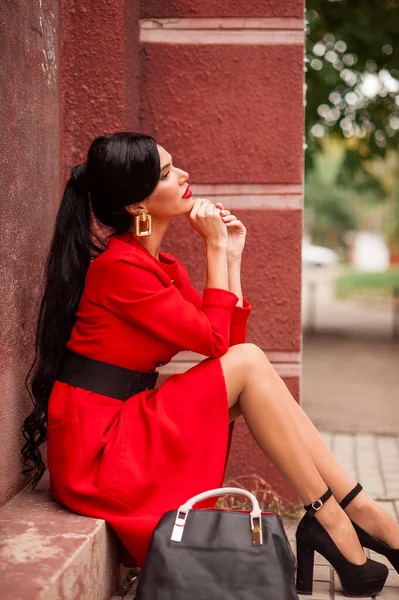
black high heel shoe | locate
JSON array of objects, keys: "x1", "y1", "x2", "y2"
[
  {"x1": 296, "y1": 486, "x2": 389, "y2": 597},
  {"x1": 340, "y1": 482, "x2": 399, "y2": 573}
]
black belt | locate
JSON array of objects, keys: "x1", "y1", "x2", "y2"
[{"x1": 56, "y1": 350, "x2": 159, "y2": 401}]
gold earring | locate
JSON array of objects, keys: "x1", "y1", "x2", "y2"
[{"x1": 135, "y1": 211, "x2": 152, "y2": 237}]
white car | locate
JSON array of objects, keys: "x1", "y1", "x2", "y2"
[{"x1": 302, "y1": 241, "x2": 339, "y2": 267}]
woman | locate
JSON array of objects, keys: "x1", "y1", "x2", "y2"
[{"x1": 22, "y1": 132, "x2": 398, "y2": 596}]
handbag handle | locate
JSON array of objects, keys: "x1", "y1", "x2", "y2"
[
  {"x1": 181, "y1": 486, "x2": 261, "y2": 515},
  {"x1": 171, "y1": 487, "x2": 263, "y2": 545}
]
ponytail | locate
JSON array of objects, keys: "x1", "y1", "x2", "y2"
[
  {"x1": 21, "y1": 132, "x2": 160, "y2": 487},
  {"x1": 21, "y1": 164, "x2": 105, "y2": 487}
]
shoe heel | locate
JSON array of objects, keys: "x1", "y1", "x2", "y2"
[
  {"x1": 389, "y1": 551, "x2": 399, "y2": 573},
  {"x1": 296, "y1": 538, "x2": 315, "y2": 595}
]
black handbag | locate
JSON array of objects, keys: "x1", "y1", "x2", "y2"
[{"x1": 135, "y1": 487, "x2": 299, "y2": 600}]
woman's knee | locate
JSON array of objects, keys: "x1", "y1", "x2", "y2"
[
  {"x1": 226, "y1": 342, "x2": 270, "y2": 370},
  {"x1": 220, "y1": 343, "x2": 274, "y2": 409}
]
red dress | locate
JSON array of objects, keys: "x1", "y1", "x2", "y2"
[{"x1": 47, "y1": 231, "x2": 252, "y2": 567}]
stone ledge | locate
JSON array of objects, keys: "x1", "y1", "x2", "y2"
[{"x1": 0, "y1": 475, "x2": 120, "y2": 600}]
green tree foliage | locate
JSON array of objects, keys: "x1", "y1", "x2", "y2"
[
  {"x1": 367, "y1": 151, "x2": 399, "y2": 252},
  {"x1": 305, "y1": 143, "x2": 358, "y2": 248},
  {"x1": 306, "y1": 0, "x2": 399, "y2": 173},
  {"x1": 305, "y1": 0, "x2": 399, "y2": 252}
]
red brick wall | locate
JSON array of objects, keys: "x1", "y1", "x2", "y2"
[
  {"x1": 141, "y1": 0, "x2": 304, "y2": 18},
  {"x1": 2, "y1": 0, "x2": 303, "y2": 507},
  {"x1": 140, "y1": 45, "x2": 303, "y2": 184},
  {"x1": 60, "y1": 0, "x2": 141, "y2": 180},
  {"x1": 0, "y1": 0, "x2": 60, "y2": 506},
  {"x1": 141, "y1": 7, "x2": 304, "y2": 503}
]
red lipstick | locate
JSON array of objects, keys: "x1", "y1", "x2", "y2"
[{"x1": 182, "y1": 185, "x2": 192, "y2": 199}]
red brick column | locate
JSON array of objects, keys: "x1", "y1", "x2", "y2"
[
  {"x1": 59, "y1": 0, "x2": 304, "y2": 504},
  {"x1": 0, "y1": 0, "x2": 59, "y2": 506},
  {"x1": 60, "y1": 0, "x2": 141, "y2": 180},
  {"x1": 140, "y1": 2, "x2": 305, "y2": 504}
]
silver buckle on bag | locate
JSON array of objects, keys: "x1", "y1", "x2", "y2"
[{"x1": 171, "y1": 509, "x2": 189, "y2": 542}]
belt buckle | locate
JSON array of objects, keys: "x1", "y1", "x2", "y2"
[{"x1": 145, "y1": 370, "x2": 159, "y2": 390}]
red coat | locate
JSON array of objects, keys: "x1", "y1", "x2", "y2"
[{"x1": 47, "y1": 231, "x2": 252, "y2": 567}]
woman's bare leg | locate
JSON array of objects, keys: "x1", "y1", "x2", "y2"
[
  {"x1": 260, "y1": 372, "x2": 399, "y2": 548},
  {"x1": 225, "y1": 344, "x2": 399, "y2": 549},
  {"x1": 219, "y1": 343, "x2": 366, "y2": 564}
]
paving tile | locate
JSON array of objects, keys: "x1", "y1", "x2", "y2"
[
  {"x1": 356, "y1": 450, "x2": 378, "y2": 459},
  {"x1": 320, "y1": 431, "x2": 334, "y2": 450},
  {"x1": 298, "y1": 579, "x2": 332, "y2": 599},
  {"x1": 362, "y1": 484, "x2": 386, "y2": 499},
  {"x1": 382, "y1": 465, "x2": 399, "y2": 475},
  {"x1": 333, "y1": 593, "x2": 373, "y2": 599},
  {"x1": 359, "y1": 476, "x2": 385, "y2": 486},
  {"x1": 376, "y1": 500, "x2": 397, "y2": 519},
  {"x1": 360, "y1": 478, "x2": 385, "y2": 488},
  {"x1": 377, "y1": 588, "x2": 399, "y2": 599},
  {"x1": 377, "y1": 437, "x2": 399, "y2": 499},
  {"x1": 358, "y1": 466, "x2": 382, "y2": 476},
  {"x1": 357, "y1": 463, "x2": 385, "y2": 496},
  {"x1": 345, "y1": 471, "x2": 358, "y2": 480},
  {"x1": 357, "y1": 463, "x2": 381, "y2": 474},
  {"x1": 385, "y1": 569, "x2": 399, "y2": 588},
  {"x1": 285, "y1": 518, "x2": 299, "y2": 541},
  {"x1": 385, "y1": 477, "x2": 399, "y2": 487},
  {"x1": 357, "y1": 461, "x2": 381, "y2": 472},
  {"x1": 314, "y1": 551, "x2": 330, "y2": 566},
  {"x1": 377, "y1": 436, "x2": 399, "y2": 457},
  {"x1": 314, "y1": 564, "x2": 331, "y2": 582},
  {"x1": 334, "y1": 434, "x2": 356, "y2": 472},
  {"x1": 385, "y1": 481, "x2": 399, "y2": 492},
  {"x1": 355, "y1": 433, "x2": 376, "y2": 450}
]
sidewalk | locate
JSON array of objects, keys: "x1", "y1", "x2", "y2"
[
  {"x1": 299, "y1": 268, "x2": 399, "y2": 596},
  {"x1": 290, "y1": 430, "x2": 399, "y2": 599},
  {"x1": 113, "y1": 431, "x2": 399, "y2": 600},
  {"x1": 302, "y1": 334, "x2": 399, "y2": 434}
]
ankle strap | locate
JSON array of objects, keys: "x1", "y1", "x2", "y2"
[
  {"x1": 340, "y1": 482, "x2": 363, "y2": 510},
  {"x1": 304, "y1": 487, "x2": 333, "y2": 516}
]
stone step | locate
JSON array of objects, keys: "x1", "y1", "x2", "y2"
[{"x1": 0, "y1": 475, "x2": 121, "y2": 600}]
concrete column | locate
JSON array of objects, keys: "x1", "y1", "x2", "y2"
[
  {"x1": 60, "y1": 0, "x2": 141, "y2": 180},
  {"x1": 0, "y1": 0, "x2": 59, "y2": 506},
  {"x1": 140, "y1": 1, "x2": 305, "y2": 503}
]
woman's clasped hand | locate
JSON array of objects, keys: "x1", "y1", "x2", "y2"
[{"x1": 185, "y1": 197, "x2": 247, "y2": 261}]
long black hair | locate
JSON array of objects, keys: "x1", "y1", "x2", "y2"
[{"x1": 21, "y1": 132, "x2": 161, "y2": 487}]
